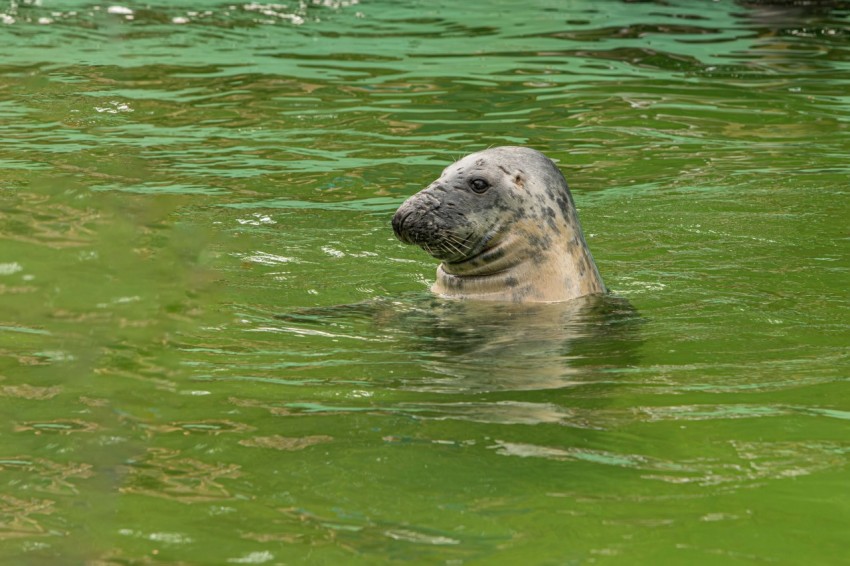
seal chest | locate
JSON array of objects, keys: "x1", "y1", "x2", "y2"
[{"x1": 392, "y1": 146, "x2": 606, "y2": 303}]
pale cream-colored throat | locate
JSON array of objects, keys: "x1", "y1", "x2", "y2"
[
  {"x1": 440, "y1": 232, "x2": 524, "y2": 278},
  {"x1": 432, "y1": 229, "x2": 605, "y2": 303}
]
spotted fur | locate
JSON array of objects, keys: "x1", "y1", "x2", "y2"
[{"x1": 392, "y1": 146, "x2": 606, "y2": 303}]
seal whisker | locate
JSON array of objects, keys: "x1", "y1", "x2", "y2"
[
  {"x1": 447, "y1": 237, "x2": 470, "y2": 257},
  {"x1": 445, "y1": 233, "x2": 471, "y2": 250},
  {"x1": 443, "y1": 241, "x2": 462, "y2": 259},
  {"x1": 444, "y1": 233, "x2": 474, "y2": 256},
  {"x1": 434, "y1": 236, "x2": 461, "y2": 260}
]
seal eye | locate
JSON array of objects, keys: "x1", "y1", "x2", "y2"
[{"x1": 469, "y1": 178, "x2": 490, "y2": 194}]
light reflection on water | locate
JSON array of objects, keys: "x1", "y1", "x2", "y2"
[{"x1": 1, "y1": 0, "x2": 849, "y2": 563}]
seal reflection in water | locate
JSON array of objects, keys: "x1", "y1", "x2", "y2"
[{"x1": 392, "y1": 147, "x2": 606, "y2": 303}]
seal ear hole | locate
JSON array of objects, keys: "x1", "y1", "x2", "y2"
[{"x1": 514, "y1": 174, "x2": 525, "y2": 190}]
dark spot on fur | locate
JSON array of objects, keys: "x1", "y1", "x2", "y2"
[
  {"x1": 510, "y1": 207, "x2": 527, "y2": 221},
  {"x1": 497, "y1": 165, "x2": 510, "y2": 175},
  {"x1": 511, "y1": 285, "x2": 533, "y2": 303},
  {"x1": 527, "y1": 232, "x2": 552, "y2": 252},
  {"x1": 505, "y1": 276, "x2": 519, "y2": 288},
  {"x1": 545, "y1": 206, "x2": 558, "y2": 231},
  {"x1": 556, "y1": 195, "x2": 570, "y2": 217}
]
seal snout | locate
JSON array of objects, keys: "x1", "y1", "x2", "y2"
[
  {"x1": 392, "y1": 189, "x2": 442, "y2": 246},
  {"x1": 392, "y1": 191, "x2": 467, "y2": 262},
  {"x1": 391, "y1": 206, "x2": 416, "y2": 244}
]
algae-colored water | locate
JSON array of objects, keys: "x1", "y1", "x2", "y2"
[{"x1": 1, "y1": 0, "x2": 849, "y2": 563}]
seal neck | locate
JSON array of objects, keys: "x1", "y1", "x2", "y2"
[
  {"x1": 441, "y1": 232, "x2": 524, "y2": 278},
  {"x1": 432, "y1": 226, "x2": 606, "y2": 303}
]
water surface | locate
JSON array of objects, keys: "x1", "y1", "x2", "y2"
[{"x1": 1, "y1": 0, "x2": 849, "y2": 563}]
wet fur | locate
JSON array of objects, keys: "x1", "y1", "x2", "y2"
[{"x1": 392, "y1": 146, "x2": 606, "y2": 303}]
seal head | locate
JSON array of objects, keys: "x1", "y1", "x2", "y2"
[{"x1": 392, "y1": 146, "x2": 605, "y2": 303}]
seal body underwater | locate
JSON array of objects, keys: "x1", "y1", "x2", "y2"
[{"x1": 391, "y1": 146, "x2": 606, "y2": 303}]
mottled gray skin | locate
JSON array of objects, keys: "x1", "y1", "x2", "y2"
[{"x1": 392, "y1": 146, "x2": 606, "y2": 303}]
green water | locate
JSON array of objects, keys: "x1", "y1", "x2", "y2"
[{"x1": 2, "y1": 0, "x2": 849, "y2": 563}]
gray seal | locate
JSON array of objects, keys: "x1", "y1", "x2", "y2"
[{"x1": 391, "y1": 146, "x2": 606, "y2": 303}]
